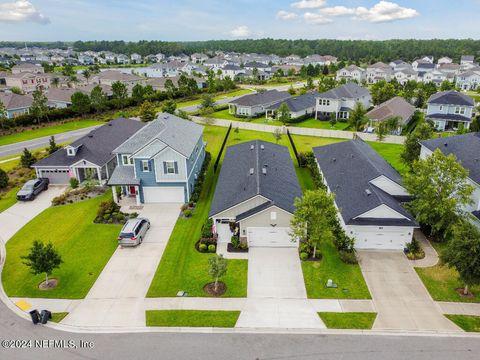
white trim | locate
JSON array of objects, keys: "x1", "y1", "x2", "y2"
[
  {"x1": 209, "y1": 194, "x2": 271, "y2": 218},
  {"x1": 141, "y1": 159, "x2": 150, "y2": 172},
  {"x1": 164, "y1": 160, "x2": 176, "y2": 174},
  {"x1": 238, "y1": 205, "x2": 292, "y2": 223},
  {"x1": 187, "y1": 145, "x2": 204, "y2": 179},
  {"x1": 353, "y1": 204, "x2": 409, "y2": 220}
]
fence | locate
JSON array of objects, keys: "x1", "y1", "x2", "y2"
[
  {"x1": 286, "y1": 129, "x2": 300, "y2": 166},
  {"x1": 213, "y1": 122, "x2": 232, "y2": 173}
]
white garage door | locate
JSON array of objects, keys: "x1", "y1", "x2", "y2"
[
  {"x1": 39, "y1": 169, "x2": 70, "y2": 184},
  {"x1": 354, "y1": 228, "x2": 410, "y2": 250},
  {"x1": 247, "y1": 227, "x2": 297, "y2": 248},
  {"x1": 143, "y1": 187, "x2": 184, "y2": 203}
]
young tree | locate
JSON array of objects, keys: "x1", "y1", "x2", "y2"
[
  {"x1": 273, "y1": 127, "x2": 283, "y2": 143},
  {"x1": 50, "y1": 77, "x2": 60, "y2": 88},
  {"x1": 200, "y1": 93, "x2": 216, "y2": 110},
  {"x1": 21, "y1": 240, "x2": 63, "y2": 287},
  {"x1": 71, "y1": 91, "x2": 91, "y2": 115},
  {"x1": 401, "y1": 122, "x2": 434, "y2": 169},
  {"x1": 277, "y1": 102, "x2": 291, "y2": 124},
  {"x1": 442, "y1": 221, "x2": 480, "y2": 295},
  {"x1": 385, "y1": 116, "x2": 401, "y2": 134},
  {"x1": 131, "y1": 83, "x2": 145, "y2": 104},
  {"x1": 290, "y1": 189, "x2": 337, "y2": 258},
  {"x1": 30, "y1": 88, "x2": 49, "y2": 123},
  {"x1": 90, "y1": 85, "x2": 108, "y2": 113},
  {"x1": 21, "y1": 148, "x2": 36, "y2": 168},
  {"x1": 82, "y1": 69, "x2": 91, "y2": 84},
  {"x1": 405, "y1": 149, "x2": 474, "y2": 238},
  {"x1": 329, "y1": 112, "x2": 337, "y2": 128},
  {"x1": 111, "y1": 81, "x2": 128, "y2": 108},
  {"x1": 208, "y1": 254, "x2": 227, "y2": 292},
  {"x1": 48, "y1": 136, "x2": 60, "y2": 154},
  {"x1": 0, "y1": 168, "x2": 8, "y2": 189},
  {"x1": 139, "y1": 100, "x2": 157, "y2": 122},
  {"x1": 348, "y1": 102, "x2": 368, "y2": 131},
  {"x1": 161, "y1": 100, "x2": 177, "y2": 114},
  {"x1": 376, "y1": 121, "x2": 388, "y2": 142},
  {"x1": 164, "y1": 79, "x2": 177, "y2": 98},
  {"x1": 288, "y1": 85, "x2": 296, "y2": 95},
  {"x1": 0, "y1": 101, "x2": 7, "y2": 130}
]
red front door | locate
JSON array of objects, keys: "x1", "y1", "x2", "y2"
[{"x1": 129, "y1": 186, "x2": 136, "y2": 196}]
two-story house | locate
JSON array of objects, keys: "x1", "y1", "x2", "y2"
[
  {"x1": 456, "y1": 68, "x2": 480, "y2": 91},
  {"x1": 420, "y1": 133, "x2": 480, "y2": 228},
  {"x1": 315, "y1": 83, "x2": 372, "y2": 121},
  {"x1": 108, "y1": 113, "x2": 206, "y2": 205},
  {"x1": 335, "y1": 65, "x2": 366, "y2": 82},
  {"x1": 4, "y1": 72, "x2": 51, "y2": 93},
  {"x1": 425, "y1": 91, "x2": 475, "y2": 131},
  {"x1": 366, "y1": 62, "x2": 393, "y2": 84}
]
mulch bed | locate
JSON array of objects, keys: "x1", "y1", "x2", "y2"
[
  {"x1": 456, "y1": 288, "x2": 475, "y2": 298},
  {"x1": 38, "y1": 279, "x2": 58, "y2": 290},
  {"x1": 227, "y1": 243, "x2": 248, "y2": 253},
  {"x1": 203, "y1": 282, "x2": 226, "y2": 296},
  {"x1": 194, "y1": 239, "x2": 217, "y2": 253}
]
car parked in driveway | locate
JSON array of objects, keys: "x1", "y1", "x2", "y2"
[
  {"x1": 16, "y1": 178, "x2": 49, "y2": 201},
  {"x1": 117, "y1": 217, "x2": 150, "y2": 247}
]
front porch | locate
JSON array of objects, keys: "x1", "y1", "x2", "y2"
[{"x1": 107, "y1": 166, "x2": 141, "y2": 206}]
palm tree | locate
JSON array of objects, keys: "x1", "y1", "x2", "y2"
[
  {"x1": 51, "y1": 77, "x2": 60, "y2": 88},
  {"x1": 82, "y1": 69, "x2": 91, "y2": 84}
]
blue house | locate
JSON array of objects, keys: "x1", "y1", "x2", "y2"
[{"x1": 108, "y1": 113, "x2": 206, "y2": 204}]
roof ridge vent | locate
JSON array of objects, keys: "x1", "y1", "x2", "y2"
[
  {"x1": 260, "y1": 144, "x2": 265, "y2": 150},
  {"x1": 365, "y1": 189, "x2": 372, "y2": 196},
  {"x1": 262, "y1": 167, "x2": 267, "y2": 175},
  {"x1": 250, "y1": 144, "x2": 255, "y2": 150},
  {"x1": 249, "y1": 168, "x2": 254, "y2": 175}
]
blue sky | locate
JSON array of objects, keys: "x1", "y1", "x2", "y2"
[{"x1": 0, "y1": 0, "x2": 479, "y2": 41}]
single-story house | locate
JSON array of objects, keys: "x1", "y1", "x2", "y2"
[
  {"x1": 366, "y1": 96, "x2": 416, "y2": 134},
  {"x1": 209, "y1": 140, "x2": 302, "y2": 248},
  {"x1": 46, "y1": 84, "x2": 113, "y2": 108},
  {"x1": 420, "y1": 133, "x2": 480, "y2": 227},
  {"x1": 33, "y1": 118, "x2": 145, "y2": 184},
  {"x1": 108, "y1": 113, "x2": 205, "y2": 204},
  {"x1": 265, "y1": 92, "x2": 319, "y2": 120},
  {"x1": 0, "y1": 93, "x2": 33, "y2": 118},
  {"x1": 228, "y1": 90, "x2": 291, "y2": 117},
  {"x1": 314, "y1": 139, "x2": 418, "y2": 250}
]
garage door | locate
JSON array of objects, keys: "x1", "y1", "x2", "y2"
[
  {"x1": 143, "y1": 187, "x2": 184, "y2": 203},
  {"x1": 247, "y1": 227, "x2": 297, "y2": 248},
  {"x1": 39, "y1": 169, "x2": 70, "y2": 184},
  {"x1": 354, "y1": 228, "x2": 410, "y2": 250}
]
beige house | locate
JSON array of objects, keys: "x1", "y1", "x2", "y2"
[{"x1": 5, "y1": 72, "x2": 51, "y2": 93}]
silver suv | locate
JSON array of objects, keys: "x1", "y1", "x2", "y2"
[{"x1": 117, "y1": 217, "x2": 150, "y2": 247}]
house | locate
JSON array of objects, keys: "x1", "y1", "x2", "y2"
[
  {"x1": 420, "y1": 133, "x2": 480, "y2": 227},
  {"x1": 191, "y1": 53, "x2": 209, "y2": 63},
  {"x1": 438, "y1": 57, "x2": 453, "y2": 65},
  {"x1": 461, "y1": 55, "x2": 475, "y2": 65},
  {"x1": 93, "y1": 70, "x2": 144, "y2": 86},
  {"x1": 228, "y1": 89, "x2": 291, "y2": 117},
  {"x1": 412, "y1": 60, "x2": 435, "y2": 72},
  {"x1": 204, "y1": 57, "x2": 229, "y2": 70},
  {"x1": 144, "y1": 76, "x2": 206, "y2": 91},
  {"x1": 141, "y1": 61, "x2": 192, "y2": 78},
  {"x1": 394, "y1": 68, "x2": 417, "y2": 85},
  {"x1": 78, "y1": 55, "x2": 95, "y2": 65},
  {"x1": 425, "y1": 91, "x2": 475, "y2": 131},
  {"x1": 130, "y1": 53, "x2": 143, "y2": 64},
  {"x1": 315, "y1": 82, "x2": 372, "y2": 121},
  {"x1": 336, "y1": 65, "x2": 366, "y2": 82},
  {"x1": 265, "y1": 92, "x2": 319, "y2": 120},
  {"x1": 389, "y1": 60, "x2": 409, "y2": 69},
  {"x1": 32, "y1": 118, "x2": 144, "y2": 185},
  {"x1": 220, "y1": 64, "x2": 245, "y2": 79},
  {"x1": 421, "y1": 69, "x2": 450, "y2": 85},
  {"x1": 243, "y1": 61, "x2": 271, "y2": 72},
  {"x1": 456, "y1": 69, "x2": 480, "y2": 91},
  {"x1": 271, "y1": 64, "x2": 301, "y2": 76},
  {"x1": 209, "y1": 140, "x2": 302, "y2": 248},
  {"x1": 4, "y1": 72, "x2": 51, "y2": 93},
  {"x1": 313, "y1": 139, "x2": 417, "y2": 250},
  {"x1": 366, "y1": 62, "x2": 393, "y2": 84},
  {"x1": 46, "y1": 84, "x2": 112, "y2": 108},
  {"x1": 367, "y1": 96, "x2": 416, "y2": 134},
  {"x1": 0, "y1": 93, "x2": 33, "y2": 118},
  {"x1": 11, "y1": 63, "x2": 44, "y2": 74},
  {"x1": 108, "y1": 113, "x2": 205, "y2": 204}
]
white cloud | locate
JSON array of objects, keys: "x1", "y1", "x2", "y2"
[
  {"x1": 303, "y1": 12, "x2": 332, "y2": 25},
  {"x1": 353, "y1": 1, "x2": 419, "y2": 23},
  {"x1": 229, "y1": 25, "x2": 252, "y2": 38},
  {"x1": 291, "y1": 0, "x2": 326, "y2": 9},
  {"x1": 277, "y1": 10, "x2": 298, "y2": 20},
  {"x1": 319, "y1": 6, "x2": 356, "y2": 17},
  {"x1": 0, "y1": 0, "x2": 50, "y2": 24}
]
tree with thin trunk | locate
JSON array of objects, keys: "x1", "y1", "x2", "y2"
[
  {"x1": 48, "y1": 136, "x2": 60, "y2": 154},
  {"x1": 208, "y1": 254, "x2": 227, "y2": 292},
  {"x1": 277, "y1": 102, "x2": 291, "y2": 124},
  {"x1": 376, "y1": 121, "x2": 388, "y2": 142},
  {"x1": 273, "y1": 127, "x2": 283, "y2": 143},
  {"x1": 22, "y1": 240, "x2": 63, "y2": 287},
  {"x1": 82, "y1": 69, "x2": 91, "y2": 84},
  {"x1": 329, "y1": 112, "x2": 337, "y2": 128},
  {"x1": 348, "y1": 102, "x2": 368, "y2": 132},
  {"x1": 442, "y1": 221, "x2": 480, "y2": 296},
  {"x1": 30, "y1": 88, "x2": 49, "y2": 123}
]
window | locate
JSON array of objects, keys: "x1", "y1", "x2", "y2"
[
  {"x1": 67, "y1": 147, "x2": 75, "y2": 156},
  {"x1": 270, "y1": 212, "x2": 277, "y2": 221},
  {"x1": 455, "y1": 107, "x2": 466, "y2": 115},
  {"x1": 439, "y1": 105, "x2": 443, "y2": 111},
  {"x1": 141, "y1": 160, "x2": 149, "y2": 172},
  {"x1": 122, "y1": 155, "x2": 134, "y2": 166},
  {"x1": 165, "y1": 161, "x2": 176, "y2": 174}
]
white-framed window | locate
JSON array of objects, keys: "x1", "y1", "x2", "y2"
[
  {"x1": 455, "y1": 107, "x2": 466, "y2": 115},
  {"x1": 439, "y1": 105, "x2": 443, "y2": 111},
  {"x1": 165, "y1": 161, "x2": 176, "y2": 174},
  {"x1": 270, "y1": 211, "x2": 277, "y2": 221},
  {"x1": 67, "y1": 147, "x2": 75, "y2": 156},
  {"x1": 122, "y1": 155, "x2": 134, "y2": 166},
  {"x1": 141, "y1": 160, "x2": 149, "y2": 172}
]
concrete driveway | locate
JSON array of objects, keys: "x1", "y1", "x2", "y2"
[
  {"x1": 0, "y1": 186, "x2": 66, "y2": 244},
  {"x1": 62, "y1": 203, "x2": 181, "y2": 328},
  {"x1": 236, "y1": 247, "x2": 324, "y2": 329},
  {"x1": 358, "y1": 251, "x2": 459, "y2": 331}
]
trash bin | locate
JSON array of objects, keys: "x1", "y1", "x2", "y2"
[
  {"x1": 29, "y1": 309, "x2": 40, "y2": 325},
  {"x1": 40, "y1": 310, "x2": 52, "y2": 324}
]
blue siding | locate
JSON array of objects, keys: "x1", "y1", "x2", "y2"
[
  {"x1": 187, "y1": 145, "x2": 206, "y2": 198},
  {"x1": 134, "y1": 159, "x2": 157, "y2": 186}
]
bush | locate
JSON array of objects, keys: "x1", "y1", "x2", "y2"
[
  {"x1": 0, "y1": 169, "x2": 8, "y2": 189},
  {"x1": 183, "y1": 209, "x2": 192, "y2": 218},
  {"x1": 181, "y1": 204, "x2": 189, "y2": 211},
  {"x1": 199, "y1": 243, "x2": 207, "y2": 252},
  {"x1": 69, "y1": 177, "x2": 79, "y2": 189},
  {"x1": 300, "y1": 252, "x2": 308, "y2": 261},
  {"x1": 406, "y1": 238, "x2": 421, "y2": 254},
  {"x1": 201, "y1": 218, "x2": 214, "y2": 239},
  {"x1": 190, "y1": 151, "x2": 211, "y2": 203},
  {"x1": 339, "y1": 250, "x2": 358, "y2": 264},
  {"x1": 20, "y1": 148, "x2": 36, "y2": 168},
  {"x1": 231, "y1": 235, "x2": 240, "y2": 248},
  {"x1": 208, "y1": 244, "x2": 216, "y2": 253}
]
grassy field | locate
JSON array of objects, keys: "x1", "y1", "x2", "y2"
[
  {"x1": 445, "y1": 315, "x2": 480, "y2": 332},
  {"x1": 176, "y1": 89, "x2": 254, "y2": 109},
  {"x1": 368, "y1": 142, "x2": 407, "y2": 176},
  {"x1": 146, "y1": 310, "x2": 240, "y2": 327},
  {"x1": 0, "y1": 187, "x2": 19, "y2": 213},
  {"x1": 294, "y1": 118, "x2": 351, "y2": 130},
  {"x1": 51, "y1": 312, "x2": 69, "y2": 323},
  {"x1": 0, "y1": 120, "x2": 103, "y2": 147},
  {"x1": 319, "y1": 312, "x2": 377, "y2": 329},
  {"x1": 2, "y1": 192, "x2": 121, "y2": 298}
]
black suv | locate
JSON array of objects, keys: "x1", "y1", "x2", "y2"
[{"x1": 16, "y1": 178, "x2": 50, "y2": 201}]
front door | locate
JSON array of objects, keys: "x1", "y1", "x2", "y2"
[{"x1": 129, "y1": 186, "x2": 137, "y2": 196}]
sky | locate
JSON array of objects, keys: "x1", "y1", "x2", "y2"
[{"x1": 0, "y1": 0, "x2": 479, "y2": 42}]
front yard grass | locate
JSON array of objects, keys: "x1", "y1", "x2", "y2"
[
  {"x1": 319, "y1": 312, "x2": 377, "y2": 329},
  {"x1": 0, "y1": 186, "x2": 19, "y2": 213},
  {"x1": 51, "y1": 312, "x2": 69, "y2": 323},
  {"x1": 445, "y1": 315, "x2": 480, "y2": 332},
  {"x1": 146, "y1": 310, "x2": 240, "y2": 327},
  {"x1": 2, "y1": 192, "x2": 120, "y2": 299}
]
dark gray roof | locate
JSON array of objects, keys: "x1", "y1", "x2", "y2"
[
  {"x1": 421, "y1": 133, "x2": 480, "y2": 184},
  {"x1": 461, "y1": 55, "x2": 475, "y2": 62},
  {"x1": 209, "y1": 140, "x2": 302, "y2": 217},
  {"x1": 428, "y1": 91, "x2": 474, "y2": 107},
  {"x1": 317, "y1": 83, "x2": 370, "y2": 100},
  {"x1": 244, "y1": 61, "x2": 269, "y2": 68},
  {"x1": 313, "y1": 139, "x2": 416, "y2": 226},
  {"x1": 107, "y1": 166, "x2": 139, "y2": 186},
  {"x1": 33, "y1": 118, "x2": 144, "y2": 168},
  {"x1": 230, "y1": 90, "x2": 291, "y2": 107},
  {"x1": 267, "y1": 92, "x2": 319, "y2": 112},
  {"x1": 426, "y1": 113, "x2": 472, "y2": 122},
  {"x1": 417, "y1": 63, "x2": 435, "y2": 69}
]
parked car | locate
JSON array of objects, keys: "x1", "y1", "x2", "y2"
[
  {"x1": 16, "y1": 178, "x2": 49, "y2": 201},
  {"x1": 117, "y1": 217, "x2": 150, "y2": 247}
]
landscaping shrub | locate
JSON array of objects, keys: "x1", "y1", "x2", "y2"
[
  {"x1": 304, "y1": 151, "x2": 326, "y2": 190},
  {"x1": 0, "y1": 169, "x2": 8, "y2": 189},
  {"x1": 94, "y1": 199, "x2": 131, "y2": 224},
  {"x1": 20, "y1": 148, "x2": 36, "y2": 168},
  {"x1": 190, "y1": 151, "x2": 212, "y2": 203},
  {"x1": 300, "y1": 252, "x2": 309, "y2": 261},
  {"x1": 338, "y1": 250, "x2": 358, "y2": 265},
  {"x1": 231, "y1": 235, "x2": 240, "y2": 249},
  {"x1": 183, "y1": 209, "x2": 192, "y2": 218},
  {"x1": 406, "y1": 238, "x2": 421, "y2": 254},
  {"x1": 69, "y1": 177, "x2": 79, "y2": 189},
  {"x1": 208, "y1": 244, "x2": 216, "y2": 253},
  {"x1": 297, "y1": 152, "x2": 308, "y2": 168},
  {"x1": 199, "y1": 243, "x2": 207, "y2": 252},
  {"x1": 201, "y1": 218, "x2": 214, "y2": 239}
]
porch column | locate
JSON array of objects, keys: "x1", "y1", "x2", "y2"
[
  {"x1": 97, "y1": 167, "x2": 102, "y2": 184},
  {"x1": 135, "y1": 186, "x2": 140, "y2": 205},
  {"x1": 112, "y1": 185, "x2": 118, "y2": 203}
]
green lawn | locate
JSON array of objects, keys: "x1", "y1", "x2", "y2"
[
  {"x1": 319, "y1": 312, "x2": 377, "y2": 329},
  {"x1": 176, "y1": 89, "x2": 254, "y2": 109},
  {"x1": 146, "y1": 310, "x2": 240, "y2": 327},
  {"x1": 302, "y1": 240, "x2": 371, "y2": 299},
  {"x1": 445, "y1": 315, "x2": 480, "y2": 332},
  {"x1": 296, "y1": 167, "x2": 315, "y2": 192},
  {"x1": 51, "y1": 312, "x2": 69, "y2": 323},
  {"x1": 2, "y1": 192, "x2": 120, "y2": 298},
  {"x1": 0, "y1": 120, "x2": 103, "y2": 147},
  {"x1": 294, "y1": 118, "x2": 351, "y2": 131},
  {"x1": 368, "y1": 142, "x2": 407, "y2": 177},
  {"x1": 0, "y1": 187, "x2": 19, "y2": 213}
]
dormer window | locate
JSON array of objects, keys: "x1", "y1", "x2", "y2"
[{"x1": 67, "y1": 147, "x2": 75, "y2": 156}]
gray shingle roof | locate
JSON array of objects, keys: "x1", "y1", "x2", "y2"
[
  {"x1": 426, "y1": 113, "x2": 472, "y2": 122},
  {"x1": 230, "y1": 90, "x2": 291, "y2": 107},
  {"x1": 421, "y1": 133, "x2": 480, "y2": 184},
  {"x1": 33, "y1": 118, "x2": 145, "y2": 168},
  {"x1": 107, "y1": 166, "x2": 139, "y2": 186},
  {"x1": 0, "y1": 93, "x2": 33, "y2": 109},
  {"x1": 313, "y1": 139, "x2": 416, "y2": 226},
  {"x1": 267, "y1": 92, "x2": 319, "y2": 112},
  {"x1": 113, "y1": 113, "x2": 204, "y2": 158},
  {"x1": 317, "y1": 83, "x2": 370, "y2": 100},
  {"x1": 209, "y1": 140, "x2": 302, "y2": 217},
  {"x1": 428, "y1": 90, "x2": 474, "y2": 107},
  {"x1": 367, "y1": 96, "x2": 416, "y2": 125}
]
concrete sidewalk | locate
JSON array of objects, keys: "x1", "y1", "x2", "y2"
[{"x1": 410, "y1": 230, "x2": 439, "y2": 268}]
